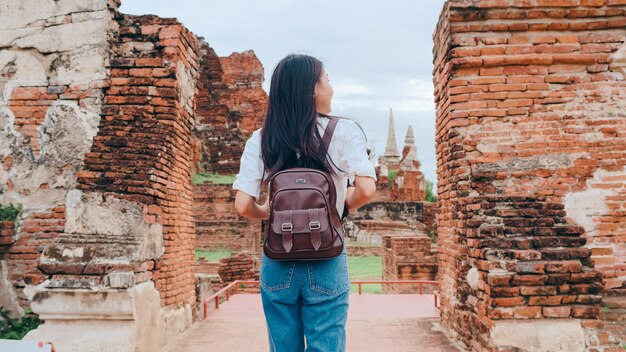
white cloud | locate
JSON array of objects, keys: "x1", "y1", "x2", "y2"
[
  {"x1": 332, "y1": 76, "x2": 435, "y2": 113},
  {"x1": 332, "y1": 81, "x2": 371, "y2": 95}
]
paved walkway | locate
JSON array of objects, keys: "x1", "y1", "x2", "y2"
[{"x1": 162, "y1": 293, "x2": 462, "y2": 352}]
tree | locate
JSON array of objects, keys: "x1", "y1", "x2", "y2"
[{"x1": 425, "y1": 179, "x2": 437, "y2": 202}]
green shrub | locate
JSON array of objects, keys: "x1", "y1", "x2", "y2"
[
  {"x1": 387, "y1": 170, "x2": 398, "y2": 188},
  {"x1": 425, "y1": 179, "x2": 437, "y2": 203},
  {"x1": 0, "y1": 306, "x2": 43, "y2": 340},
  {"x1": 0, "y1": 203, "x2": 21, "y2": 222}
]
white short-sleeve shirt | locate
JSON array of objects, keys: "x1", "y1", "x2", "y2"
[{"x1": 232, "y1": 117, "x2": 377, "y2": 216}]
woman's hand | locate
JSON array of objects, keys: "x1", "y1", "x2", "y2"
[
  {"x1": 345, "y1": 176, "x2": 376, "y2": 211},
  {"x1": 234, "y1": 191, "x2": 271, "y2": 220},
  {"x1": 260, "y1": 198, "x2": 270, "y2": 219},
  {"x1": 345, "y1": 186, "x2": 356, "y2": 212}
]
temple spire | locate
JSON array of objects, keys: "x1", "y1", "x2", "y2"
[
  {"x1": 405, "y1": 125, "x2": 414, "y2": 145},
  {"x1": 384, "y1": 108, "x2": 400, "y2": 159}
]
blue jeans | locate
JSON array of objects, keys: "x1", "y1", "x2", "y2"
[{"x1": 260, "y1": 243, "x2": 350, "y2": 352}]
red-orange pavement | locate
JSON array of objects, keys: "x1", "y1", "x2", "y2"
[{"x1": 161, "y1": 293, "x2": 463, "y2": 352}]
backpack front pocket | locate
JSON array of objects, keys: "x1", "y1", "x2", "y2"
[
  {"x1": 271, "y1": 207, "x2": 330, "y2": 233},
  {"x1": 268, "y1": 207, "x2": 334, "y2": 252}
]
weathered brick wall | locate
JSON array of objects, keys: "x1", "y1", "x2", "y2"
[
  {"x1": 219, "y1": 51, "x2": 267, "y2": 133},
  {"x1": 0, "y1": 0, "x2": 113, "y2": 316},
  {"x1": 191, "y1": 44, "x2": 267, "y2": 255},
  {"x1": 76, "y1": 13, "x2": 201, "y2": 308},
  {"x1": 434, "y1": 1, "x2": 625, "y2": 351},
  {"x1": 194, "y1": 45, "x2": 267, "y2": 175},
  {"x1": 345, "y1": 244, "x2": 384, "y2": 257},
  {"x1": 217, "y1": 251, "x2": 259, "y2": 284},
  {"x1": 193, "y1": 183, "x2": 261, "y2": 252},
  {"x1": 5, "y1": 207, "x2": 65, "y2": 310},
  {"x1": 382, "y1": 235, "x2": 438, "y2": 294}
]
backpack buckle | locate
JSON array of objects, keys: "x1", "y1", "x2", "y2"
[
  {"x1": 309, "y1": 221, "x2": 321, "y2": 230},
  {"x1": 281, "y1": 223, "x2": 293, "y2": 232}
]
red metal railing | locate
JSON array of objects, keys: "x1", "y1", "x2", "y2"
[
  {"x1": 202, "y1": 279, "x2": 440, "y2": 320},
  {"x1": 203, "y1": 280, "x2": 259, "y2": 320},
  {"x1": 351, "y1": 279, "x2": 439, "y2": 295}
]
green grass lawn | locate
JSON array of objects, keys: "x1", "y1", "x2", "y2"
[
  {"x1": 196, "y1": 249, "x2": 231, "y2": 262},
  {"x1": 195, "y1": 249, "x2": 383, "y2": 294},
  {"x1": 192, "y1": 173, "x2": 236, "y2": 185},
  {"x1": 347, "y1": 255, "x2": 382, "y2": 294}
]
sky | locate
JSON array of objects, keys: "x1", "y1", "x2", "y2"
[{"x1": 120, "y1": 0, "x2": 448, "y2": 191}]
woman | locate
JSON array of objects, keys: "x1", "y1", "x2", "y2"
[{"x1": 232, "y1": 53, "x2": 377, "y2": 352}]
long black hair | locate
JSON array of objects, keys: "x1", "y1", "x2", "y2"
[{"x1": 259, "y1": 53, "x2": 368, "y2": 188}]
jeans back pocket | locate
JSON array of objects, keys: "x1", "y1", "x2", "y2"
[
  {"x1": 260, "y1": 251, "x2": 296, "y2": 291},
  {"x1": 307, "y1": 250, "x2": 350, "y2": 295}
]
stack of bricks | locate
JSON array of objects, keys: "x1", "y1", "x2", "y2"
[
  {"x1": 434, "y1": 1, "x2": 626, "y2": 351},
  {"x1": 382, "y1": 235, "x2": 438, "y2": 294},
  {"x1": 217, "y1": 251, "x2": 260, "y2": 287},
  {"x1": 2, "y1": 207, "x2": 66, "y2": 310},
  {"x1": 193, "y1": 183, "x2": 261, "y2": 253},
  {"x1": 345, "y1": 244, "x2": 384, "y2": 257},
  {"x1": 348, "y1": 201, "x2": 437, "y2": 238},
  {"x1": 194, "y1": 257, "x2": 220, "y2": 275},
  {"x1": 76, "y1": 12, "x2": 202, "y2": 308}
]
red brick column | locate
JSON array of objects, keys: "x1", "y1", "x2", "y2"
[
  {"x1": 434, "y1": 1, "x2": 625, "y2": 351},
  {"x1": 76, "y1": 14, "x2": 202, "y2": 308}
]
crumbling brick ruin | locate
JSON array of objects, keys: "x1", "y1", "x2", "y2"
[
  {"x1": 383, "y1": 235, "x2": 438, "y2": 294},
  {"x1": 434, "y1": 1, "x2": 626, "y2": 351},
  {"x1": 193, "y1": 45, "x2": 266, "y2": 176},
  {"x1": 191, "y1": 20, "x2": 267, "y2": 257},
  {"x1": 0, "y1": 0, "x2": 265, "y2": 350},
  {"x1": 1, "y1": 0, "x2": 624, "y2": 351}
]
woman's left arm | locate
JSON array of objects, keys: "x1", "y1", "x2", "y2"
[
  {"x1": 232, "y1": 129, "x2": 269, "y2": 220},
  {"x1": 234, "y1": 191, "x2": 270, "y2": 220}
]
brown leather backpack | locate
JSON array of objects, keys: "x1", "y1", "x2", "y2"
[{"x1": 262, "y1": 116, "x2": 346, "y2": 261}]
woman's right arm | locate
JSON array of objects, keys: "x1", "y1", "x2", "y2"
[
  {"x1": 232, "y1": 129, "x2": 268, "y2": 219},
  {"x1": 345, "y1": 175, "x2": 376, "y2": 211},
  {"x1": 340, "y1": 120, "x2": 377, "y2": 211}
]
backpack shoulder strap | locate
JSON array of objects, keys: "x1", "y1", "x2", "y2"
[{"x1": 321, "y1": 117, "x2": 338, "y2": 152}]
